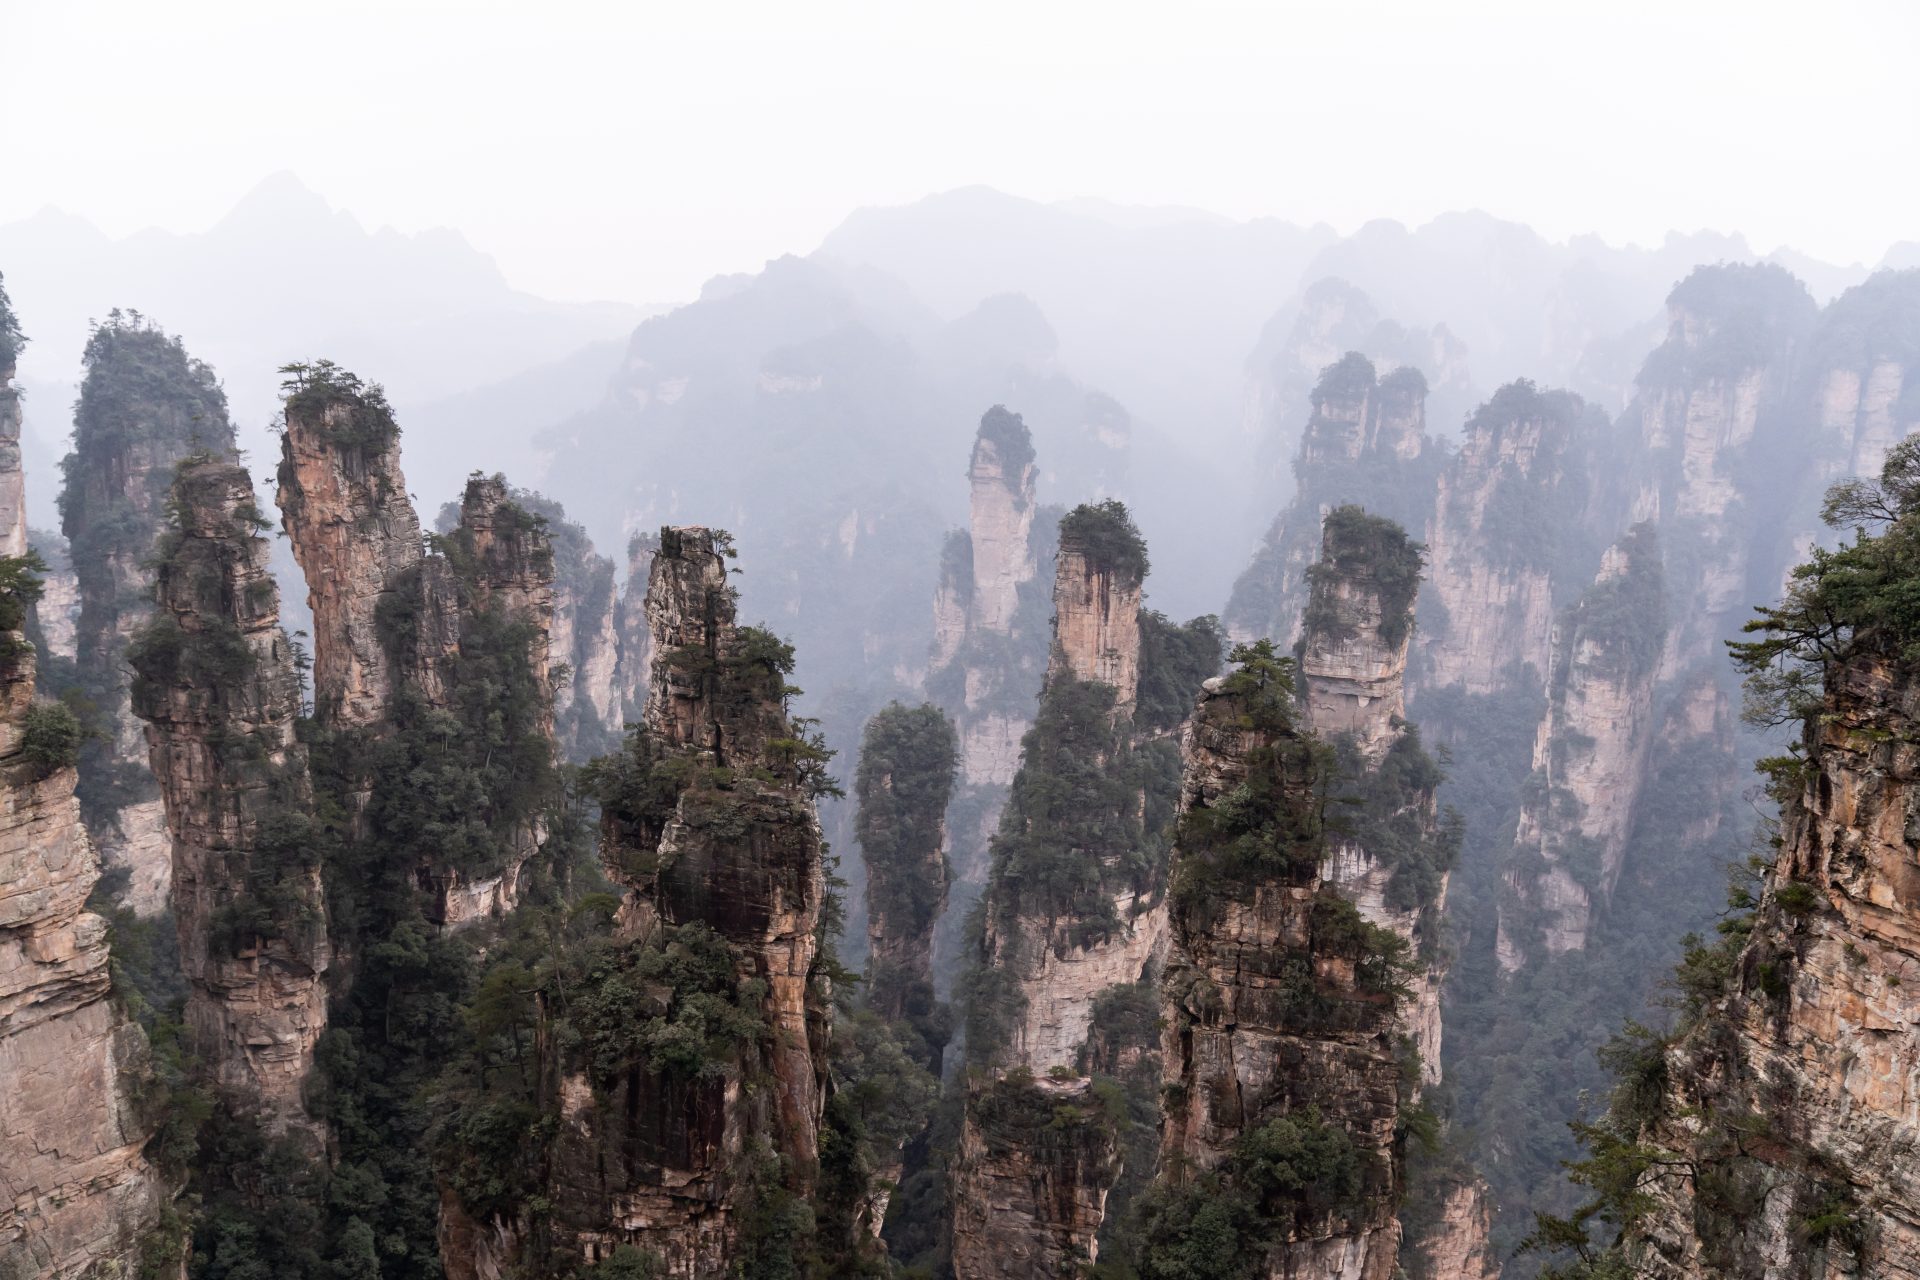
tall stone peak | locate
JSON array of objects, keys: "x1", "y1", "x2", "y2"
[
  {"x1": 1048, "y1": 499, "x2": 1146, "y2": 708},
  {"x1": 0, "y1": 298, "x2": 167, "y2": 1271},
  {"x1": 641, "y1": 524, "x2": 743, "y2": 755},
  {"x1": 1641, "y1": 260, "x2": 1817, "y2": 387},
  {"x1": 1300, "y1": 352, "x2": 1429, "y2": 469},
  {"x1": 60, "y1": 312, "x2": 238, "y2": 915},
  {"x1": 1300, "y1": 506, "x2": 1422, "y2": 759},
  {"x1": 965, "y1": 405, "x2": 1039, "y2": 636},
  {"x1": 1153, "y1": 648, "x2": 1406, "y2": 1278},
  {"x1": 129, "y1": 457, "x2": 328, "y2": 1136},
  {"x1": 275, "y1": 359, "x2": 423, "y2": 728},
  {"x1": 0, "y1": 274, "x2": 23, "y2": 560}
]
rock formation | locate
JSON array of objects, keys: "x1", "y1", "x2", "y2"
[
  {"x1": 0, "y1": 286, "x2": 168, "y2": 1277},
  {"x1": 951, "y1": 500, "x2": 1199, "y2": 1278},
  {"x1": 276, "y1": 361, "x2": 430, "y2": 729},
  {"x1": 128, "y1": 458, "x2": 328, "y2": 1136},
  {"x1": 1227, "y1": 352, "x2": 1440, "y2": 648},
  {"x1": 1413, "y1": 379, "x2": 1604, "y2": 700},
  {"x1": 613, "y1": 530, "x2": 659, "y2": 726},
  {"x1": 443, "y1": 526, "x2": 833, "y2": 1279},
  {"x1": 925, "y1": 409, "x2": 1059, "y2": 983},
  {"x1": 1153, "y1": 645, "x2": 1407, "y2": 1280},
  {"x1": 60, "y1": 312, "x2": 237, "y2": 916},
  {"x1": 1498, "y1": 525, "x2": 1665, "y2": 968},
  {"x1": 27, "y1": 533, "x2": 78, "y2": 662}
]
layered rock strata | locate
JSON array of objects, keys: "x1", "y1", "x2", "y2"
[
  {"x1": 129, "y1": 459, "x2": 328, "y2": 1135},
  {"x1": 1156, "y1": 656, "x2": 1406, "y2": 1280},
  {"x1": 1498, "y1": 527, "x2": 1665, "y2": 968},
  {"x1": 951, "y1": 502, "x2": 1164, "y2": 1279},
  {"x1": 458, "y1": 526, "x2": 831, "y2": 1278},
  {"x1": 61, "y1": 316, "x2": 237, "y2": 916},
  {"x1": 1414, "y1": 379, "x2": 1603, "y2": 699},
  {"x1": 1623, "y1": 647, "x2": 1920, "y2": 1278},
  {"x1": 0, "y1": 301, "x2": 167, "y2": 1275}
]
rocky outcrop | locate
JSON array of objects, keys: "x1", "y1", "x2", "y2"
[
  {"x1": 1155, "y1": 653, "x2": 1406, "y2": 1280},
  {"x1": 1227, "y1": 353, "x2": 1439, "y2": 648},
  {"x1": 1498, "y1": 527, "x2": 1665, "y2": 969},
  {"x1": 966, "y1": 406, "x2": 1039, "y2": 636},
  {"x1": 474, "y1": 526, "x2": 830, "y2": 1279},
  {"x1": 1414, "y1": 380, "x2": 1602, "y2": 699},
  {"x1": 129, "y1": 458, "x2": 327, "y2": 1136},
  {"x1": 1622, "y1": 646, "x2": 1920, "y2": 1278},
  {"x1": 613, "y1": 530, "x2": 658, "y2": 726},
  {"x1": 61, "y1": 314, "x2": 237, "y2": 917},
  {"x1": 276, "y1": 363, "x2": 428, "y2": 729},
  {"x1": 1048, "y1": 504, "x2": 1144, "y2": 714},
  {"x1": 0, "y1": 293, "x2": 167, "y2": 1275},
  {"x1": 925, "y1": 410, "x2": 1058, "y2": 987},
  {"x1": 1299, "y1": 506, "x2": 1419, "y2": 761},
  {"x1": 1408, "y1": 1176, "x2": 1500, "y2": 1280},
  {"x1": 952, "y1": 500, "x2": 1190, "y2": 1277},
  {"x1": 27, "y1": 533, "x2": 78, "y2": 662}
]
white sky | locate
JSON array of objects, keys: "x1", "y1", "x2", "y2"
[{"x1": 4, "y1": 0, "x2": 1915, "y2": 304}]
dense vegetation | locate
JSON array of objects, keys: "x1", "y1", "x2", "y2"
[
  {"x1": 1302, "y1": 505, "x2": 1425, "y2": 648},
  {"x1": 976, "y1": 403, "x2": 1037, "y2": 480},
  {"x1": 57, "y1": 312, "x2": 236, "y2": 833},
  {"x1": 0, "y1": 269, "x2": 23, "y2": 371},
  {"x1": 277, "y1": 360, "x2": 401, "y2": 452},
  {"x1": 855, "y1": 701, "x2": 958, "y2": 1055},
  {"x1": 1059, "y1": 498, "x2": 1150, "y2": 586}
]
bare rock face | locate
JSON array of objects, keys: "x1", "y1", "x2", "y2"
[
  {"x1": 27, "y1": 534, "x2": 78, "y2": 661},
  {"x1": 1498, "y1": 528, "x2": 1665, "y2": 969},
  {"x1": 614, "y1": 530, "x2": 659, "y2": 725},
  {"x1": 1156, "y1": 665, "x2": 1406, "y2": 1280},
  {"x1": 1409, "y1": 1177, "x2": 1500, "y2": 1280},
  {"x1": 0, "y1": 310, "x2": 167, "y2": 1272},
  {"x1": 62, "y1": 316, "x2": 238, "y2": 917},
  {"x1": 129, "y1": 459, "x2": 329, "y2": 1136},
  {"x1": 1047, "y1": 500, "x2": 1147, "y2": 721},
  {"x1": 967, "y1": 407, "x2": 1039, "y2": 636},
  {"x1": 1625, "y1": 650, "x2": 1920, "y2": 1278},
  {"x1": 277, "y1": 367, "x2": 426, "y2": 729},
  {"x1": 1415, "y1": 380, "x2": 1600, "y2": 699}
]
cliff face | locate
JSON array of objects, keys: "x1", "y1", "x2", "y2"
[
  {"x1": 926, "y1": 409, "x2": 1059, "y2": 989},
  {"x1": 1415, "y1": 380, "x2": 1601, "y2": 699},
  {"x1": 491, "y1": 526, "x2": 830, "y2": 1278},
  {"x1": 1227, "y1": 353, "x2": 1438, "y2": 648},
  {"x1": 949, "y1": 503, "x2": 1159, "y2": 1278},
  {"x1": 1620, "y1": 648, "x2": 1920, "y2": 1278},
  {"x1": 613, "y1": 530, "x2": 659, "y2": 726},
  {"x1": 0, "y1": 299, "x2": 166, "y2": 1275},
  {"x1": 61, "y1": 315, "x2": 238, "y2": 917},
  {"x1": 129, "y1": 459, "x2": 328, "y2": 1135},
  {"x1": 1498, "y1": 527, "x2": 1665, "y2": 968},
  {"x1": 276, "y1": 365, "x2": 428, "y2": 729},
  {"x1": 1154, "y1": 653, "x2": 1405, "y2": 1280}
]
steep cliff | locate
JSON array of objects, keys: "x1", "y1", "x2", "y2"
[
  {"x1": 1537, "y1": 444, "x2": 1920, "y2": 1277},
  {"x1": 1227, "y1": 352, "x2": 1441, "y2": 648},
  {"x1": 58, "y1": 312, "x2": 237, "y2": 916},
  {"x1": 1414, "y1": 379, "x2": 1605, "y2": 700},
  {"x1": 276, "y1": 360, "x2": 431, "y2": 729},
  {"x1": 0, "y1": 283, "x2": 168, "y2": 1277},
  {"x1": 949, "y1": 501, "x2": 1218, "y2": 1278},
  {"x1": 613, "y1": 530, "x2": 659, "y2": 726},
  {"x1": 1147, "y1": 643, "x2": 1409, "y2": 1280},
  {"x1": 926, "y1": 408, "x2": 1060, "y2": 986},
  {"x1": 439, "y1": 525, "x2": 836, "y2": 1279},
  {"x1": 128, "y1": 458, "x2": 328, "y2": 1137},
  {"x1": 1498, "y1": 525, "x2": 1666, "y2": 968}
]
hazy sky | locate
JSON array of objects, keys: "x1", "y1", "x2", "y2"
[{"x1": 5, "y1": 0, "x2": 1915, "y2": 304}]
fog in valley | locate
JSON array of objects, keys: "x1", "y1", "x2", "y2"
[{"x1": 4, "y1": 5, "x2": 1917, "y2": 1279}]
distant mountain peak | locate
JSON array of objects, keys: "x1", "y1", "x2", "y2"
[{"x1": 214, "y1": 170, "x2": 344, "y2": 233}]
